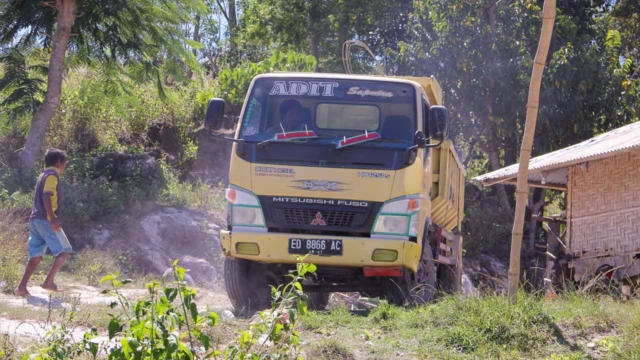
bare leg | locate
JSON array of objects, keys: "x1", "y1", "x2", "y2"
[
  {"x1": 41, "y1": 252, "x2": 69, "y2": 291},
  {"x1": 15, "y1": 257, "x2": 43, "y2": 297}
]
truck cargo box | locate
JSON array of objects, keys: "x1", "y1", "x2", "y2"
[{"x1": 431, "y1": 139, "x2": 466, "y2": 232}]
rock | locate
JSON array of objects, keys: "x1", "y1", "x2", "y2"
[
  {"x1": 183, "y1": 274, "x2": 196, "y2": 286},
  {"x1": 145, "y1": 122, "x2": 184, "y2": 165},
  {"x1": 461, "y1": 274, "x2": 479, "y2": 296},
  {"x1": 587, "y1": 342, "x2": 596, "y2": 348},
  {"x1": 180, "y1": 256, "x2": 217, "y2": 284},
  {"x1": 135, "y1": 207, "x2": 222, "y2": 286},
  {"x1": 257, "y1": 334, "x2": 272, "y2": 347},
  {"x1": 221, "y1": 309, "x2": 235, "y2": 319},
  {"x1": 90, "y1": 228, "x2": 112, "y2": 247},
  {"x1": 187, "y1": 127, "x2": 233, "y2": 185},
  {"x1": 92, "y1": 152, "x2": 158, "y2": 181},
  {"x1": 464, "y1": 255, "x2": 509, "y2": 292}
]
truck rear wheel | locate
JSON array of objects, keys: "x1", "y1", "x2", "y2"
[
  {"x1": 385, "y1": 245, "x2": 437, "y2": 306},
  {"x1": 307, "y1": 292, "x2": 330, "y2": 310},
  {"x1": 224, "y1": 257, "x2": 273, "y2": 316}
]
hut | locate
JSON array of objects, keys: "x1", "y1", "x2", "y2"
[{"x1": 474, "y1": 121, "x2": 640, "y2": 282}]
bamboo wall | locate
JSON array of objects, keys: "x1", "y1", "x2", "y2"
[{"x1": 569, "y1": 148, "x2": 640, "y2": 257}]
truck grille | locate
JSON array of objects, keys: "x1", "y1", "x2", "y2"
[{"x1": 283, "y1": 209, "x2": 356, "y2": 227}]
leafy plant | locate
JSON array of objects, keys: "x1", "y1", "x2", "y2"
[
  {"x1": 70, "y1": 248, "x2": 121, "y2": 285},
  {"x1": 219, "y1": 51, "x2": 317, "y2": 112},
  {"x1": 225, "y1": 258, "x2": 315, "y2": 359},
  {"x1": 26, "y1": 258, "x2": 315, "y2": 359}
]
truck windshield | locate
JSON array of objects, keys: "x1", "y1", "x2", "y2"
[{"x1": 239, "y1": 78, "x2": 416, "y2": 145}]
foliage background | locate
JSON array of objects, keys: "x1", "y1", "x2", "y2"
[{"x1": 0, "y1": 0, "x2": 638, "y2": 263}]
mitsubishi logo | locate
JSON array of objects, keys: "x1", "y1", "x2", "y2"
[{"x1": 311, "y1": 212, "x2": 326, "y2": 226}]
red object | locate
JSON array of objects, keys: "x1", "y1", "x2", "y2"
[
  {"x1": 274, "y1": 130, "x2": 317, "y2": 141},
  {"x1": 364, "y1": 267, "x2": 403, "y2": 277},
  {"x1": 311, "y1": 212, "x2": 326, "y2": 226},
  {"x1": 337, "y1": 131, "x2": 381, "y2": 149}
]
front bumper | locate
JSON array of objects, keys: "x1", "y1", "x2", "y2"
[{"x1": 220, "y1": 229, "x2": 421, "y2": 272}]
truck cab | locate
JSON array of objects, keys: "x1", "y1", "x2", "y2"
[{"x1": 205, "y1": 73, "x2": 465, "y2": 314}]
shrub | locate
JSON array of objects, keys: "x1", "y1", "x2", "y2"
[
  {"x1": 69, "y1": 248, "x2": 121, "y2": 285},
  {"x1": 0, "y1": 210, "x2": 28, "y2": 293},
  {"x1": 60, "y1": 155, "x2": 163, "y2": 229},
  {"x1": 462, "y1": 188, "x2": 513, "y2": 259},
  {"x1": 414, "y1": 292, "x2": 553, "y2": 355},
  {"x1": 44, "y1": 68, "x2": 218, "y2": 155},
  {"x1": 159, "y1": 164, "x2": 226, "y2": 215},
  {"x1": 26, "y1": 259, "x2": 315, "y2": 359},
  {"x1": 309, "y1": 338, "x2": 355, "y2": 360}
]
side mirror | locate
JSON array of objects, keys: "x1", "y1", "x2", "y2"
[
  {"x1": 414, "y1": 131, "x2": 428, "y2": 149},
  {"x1": 428, "y1": 105, "x2": 448, "y2": 141},
  {"x1": 205, "y1": 98, "x2": 225, "y2": 131}
]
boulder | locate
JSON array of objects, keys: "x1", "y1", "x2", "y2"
[
  {"x1": 92, "y1": 152, "x2": 158, "y2": 181},
  {"x1": 146, "y1": 122, "x2": 183, "y2": 165},
  {"x1": 84, "y1": 207, "x2": 223, "y2": 287},
  {"x1": 464, "y1": 254, "x2": 509, "y2": 292},
  {"x1": 188, "y1": 127, "x2": 233, "y2": 185},
  {"x1": 135, "y1": 207, "x2": 223, "y2": 286}
]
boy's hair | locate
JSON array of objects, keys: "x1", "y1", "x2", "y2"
[{"x1": 44, "y1": 148, "x2": 67, "y2": 167}]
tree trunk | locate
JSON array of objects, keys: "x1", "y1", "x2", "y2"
[
  {"x1": 338, "y1": 11, "x2": 349, "y2": 68},
  {"x1": 527, "y1": 188, "x2": 546, "y2": 256},
  {"x1": 20, "y1": 0, "x2": 77, "y2": 169},
  {"x1": 487, "y1": 147, "x2": 512, "y2": 211},
  {"x1": 310, "y1": 34, "x2": 320, "y2": 71},
  {"x1": 193, "y1": 15, "x2": 201, "y2": 56},
  {"x1": 507, "y1": 0, "x2": 556, "y2": 298},
  {"x1": 309, "y1": 0, "x2": 321, "y2": 71},
  {"x1": 228, "y1": 0, "x2": 238, "y2": 57},
  {"x1": 187, "y1": 14, "x2": 201, "y2": 79},
  {"x1": 485, "y1": 1, "x2": 512, "y2": 212}
]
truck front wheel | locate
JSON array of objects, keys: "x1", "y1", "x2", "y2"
[
  {"x1": 224, "y1": 257, "x2": 273, "y2": 316},
  {"x1": 384, "y1": 244, "x2": 437, "y2": 306}
]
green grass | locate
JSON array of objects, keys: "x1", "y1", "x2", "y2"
[
  {"x1": 1, "y1": 276, "x2": 638, "y2": 359},
  {"x1": 299, "y1": 292, "x2": 640, "y2": 359}
]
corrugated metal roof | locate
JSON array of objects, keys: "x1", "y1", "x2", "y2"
[{"x1": 473, "y1": 121, "x2": 640, "y2": 187}]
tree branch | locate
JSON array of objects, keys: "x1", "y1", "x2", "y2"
[
  {"x1": 215, "y1": 0, "x2": 230, "y2": 22},
  {"x1": 463, "y1": 138, "x2": 477, "y2": 167}
]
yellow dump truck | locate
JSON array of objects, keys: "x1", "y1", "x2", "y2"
[{"x1": 205, "y1": 73, "x2": 465, "y2": 313}]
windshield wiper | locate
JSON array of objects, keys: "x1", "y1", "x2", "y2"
[
  {"x1": 256, "y1": 130, "x2": 321, "y2": 147},
  {"x1": 335, "y1": 131, "x2": 382, "y2": 149},
  {"x1": 335, "y1": 131, "x2": 413, "y2": 150}
]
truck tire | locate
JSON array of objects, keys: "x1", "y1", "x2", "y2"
[
  {"x1": 301, "y1": 277, "x2": 330, "y2": 310},
  {"x1": 307, "y1": 292, "x2": 330, "y2": 311},
  {"x1": 224, "y1": 257, "x2": 272, "y2": 317},
  {"x1": 385, "y1": 244, "x2": 437, "y2": 306}
]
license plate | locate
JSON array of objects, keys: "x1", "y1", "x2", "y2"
[{"x1": 288, "y1": 238, "x2": 343, "y2": 256}]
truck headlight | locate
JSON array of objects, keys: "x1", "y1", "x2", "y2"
[
  {"x1": 372, "y1": 195, "x2": 420, "y2": 237},
  {"x1": 226, "y1": 186, "x2": 266, "y2": 227}
]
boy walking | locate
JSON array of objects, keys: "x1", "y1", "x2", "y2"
[{"x1": 15, "y1": 148, "x2": 72, "y2": 297}]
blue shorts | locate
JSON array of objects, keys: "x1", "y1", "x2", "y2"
[{"x1": 28, "y1": 219, "x2": 73, "y2": 259}]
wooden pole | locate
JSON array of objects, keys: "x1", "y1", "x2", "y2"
[{"x1": 507, "y1": 0, "x2": 557, "y2": 298}]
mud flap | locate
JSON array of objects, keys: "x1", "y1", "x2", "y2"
[{"x1": 435, "y1": 227, "x2": 463, "y2": 294}]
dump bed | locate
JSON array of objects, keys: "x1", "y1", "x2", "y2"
[{"x1": 431, "y1": 139, "x2": 466, "y2": 231}]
